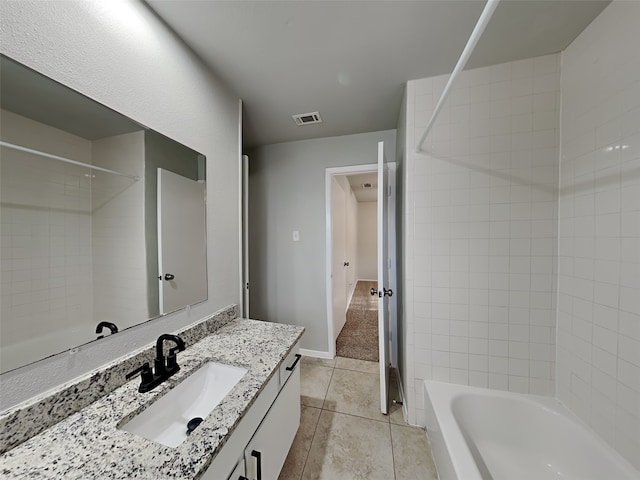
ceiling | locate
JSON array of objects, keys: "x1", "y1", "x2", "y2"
[
  {"x1": 147, "y1": 0, "x2": 610, "y2": 149},
  {"x1": 347, "y1": 173, "x2": 378, "y2": 203}
]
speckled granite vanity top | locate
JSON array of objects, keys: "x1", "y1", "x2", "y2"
[{"x1": 0, "y1": 319, "x2": 304, "y2": 479}]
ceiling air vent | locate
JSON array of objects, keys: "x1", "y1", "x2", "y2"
[{"x1": 292, "y1": 111, "x2": 322, "y2": 126}]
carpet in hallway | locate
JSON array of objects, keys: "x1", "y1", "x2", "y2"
[{"x1": 336, "y1": 280, "x2": 379, "y2": 362}]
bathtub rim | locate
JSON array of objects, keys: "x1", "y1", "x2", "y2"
[
  {"x1": 424, "y1": 380, "x2": 483, "y2": 480},
  {"x1": 423, "y1": 380, "x2": 640, "y2": 480}
]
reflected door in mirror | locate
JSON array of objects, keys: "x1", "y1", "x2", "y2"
[{"x1": 157, "y1": 168, "x2": 207, "y2": 314}]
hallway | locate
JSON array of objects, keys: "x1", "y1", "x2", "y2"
[
  {"x1": 336, "y1": 281, "x2": 379, "y2": 362},
  {"x1": 278, "y1": 356, "x2": 437, "y2": 480}
]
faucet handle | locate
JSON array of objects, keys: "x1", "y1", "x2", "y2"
[
  {"x1": 154, "y1": 357, "x2": 167, "y2": 376},
  {"x1": 126, "y1": 362, "x2": 152, "y2": 382}
]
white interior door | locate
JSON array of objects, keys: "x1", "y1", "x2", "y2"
[
  {"x1": 377, "y1": 141, "x2": 390, "y2": 415},
  {"x1": 157, "y1": 168, "x2": 207, "y2": 315},
  {"x1": 243, "y1": 155, "x2": 250, "y2": 318},
  {"x1": 331, "y1": 177, "x2": 348, "y2": 341}
]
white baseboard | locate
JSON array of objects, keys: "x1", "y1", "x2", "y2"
[
  {"x1": 299, "y1": 348, "x2": 333, "y2": 359},
  {"x1": 346, "y1": 284, "x2": 356, "y2": 311}
]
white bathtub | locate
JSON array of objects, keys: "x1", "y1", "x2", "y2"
[{"x1": 424, "y1": 381, "x2": 639, "y2": 480}]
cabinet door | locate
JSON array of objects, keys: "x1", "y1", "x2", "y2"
[
  {"x1": 227, "y1": 458, "x2": 246, "y2": 480},
  {"x1": 245, "y1": 367, "x2": 301, "y2": 480}
]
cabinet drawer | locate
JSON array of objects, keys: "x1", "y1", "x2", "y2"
[
  {"x1": 279, "y1": 343, "x2": 301, "y2": 388},
  {"x1": 227, "y1": 458, "x2": 246, "y2": 480},
  {"x1": 245, "y1": 367, "x2": 301, "y2": 480}
]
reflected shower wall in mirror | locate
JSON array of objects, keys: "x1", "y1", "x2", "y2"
[{"x1": 0, "y1": 55, "x2": 207, "y2": 373}]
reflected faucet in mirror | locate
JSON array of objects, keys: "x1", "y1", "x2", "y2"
[{"x1": 95, "y1": 322, "x2": 118, "y2": 339}]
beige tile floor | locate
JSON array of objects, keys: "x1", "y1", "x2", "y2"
[{"x1": 279, "y1": 356, "x2": 438, "y2": 480}]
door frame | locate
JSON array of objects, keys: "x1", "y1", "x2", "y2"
[
  {"x1": 324, "y1": 163, "x2": 397, "y2": 362},
  {"x1": 241, "y1": 155, "x2": 249, "y2": 318}
]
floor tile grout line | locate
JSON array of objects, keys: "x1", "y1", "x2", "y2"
[
  {"x1": 306, "y1": 357, "x2": 379, "y2": 374},
  {"x1": 334, "y1": 366, "x2": 379, "y2": 374},
  {"x1": 303, "y1": 361, "x2": 414, "y2": 427},
  {"x1": 297, "y1": 404, "x2": 323, "y2": 480},
  {"x1": 319, "y1": 364, "x2": 336, "y2": 410},
  {"x1": 321, "y1": 361, "x2": 392, "y2": 424},
  {"x1": 298, "y1": 364, "x2": 335, "y2": 480},
  {"x1": 296, "y1": 361, "x2": 431, "y2": 480},
  {"x1": 303, "y1": 400, "x2": 416, "y2": 429},
  {"x1": 389, "y1": 421, "x2": 398, "y2": 480},
  {"x1": 319, "y1": 407, "x2": 391, "y2": 425}
]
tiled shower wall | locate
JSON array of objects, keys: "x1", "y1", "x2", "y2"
[
  {"x1": 92, "y1": 132, "x2": 148, "y2": 328},
  {"x1": 557, "y1": 1, "x2": 640, "y2": 468},
  {"x1": 0, "y1": 111, "x2": 148, "y2": 373},
  {"x1": 404, "y1": 54, "x2": 560, "y2": 425},
  {"x1": 0, "y1": 110, "x2": 94, "y2": 371}
]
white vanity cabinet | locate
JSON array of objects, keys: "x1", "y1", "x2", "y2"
[
  {"x1": 199, "y1": 343, "x2": 301, "y2": 480},
  {"x1": 226, "y1": 459, "x2": 246, "y2": 480},
  {"x1": 244, "y1": 363, "x2": 300, "y2": 480}
]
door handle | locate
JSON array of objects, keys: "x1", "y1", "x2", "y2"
[
  {"x1": 370, "y1": 288, "x2": 377, "y2": 296},
  {"x1": 384, "y1": 288, "x2": 393, "y2": 297},
  {"x1": 251, "y1": 450, "x2": 262, "y2": 480},
  {"x1": 343, "y1": 261, "x2": 350, "y2": 267},
  {"x1": 164, "y1": 273, "x2": 175, "y2": 281}
]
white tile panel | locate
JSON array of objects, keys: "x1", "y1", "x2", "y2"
[{"x1": 557, "y1": 2, "x2": 640, "y2": 469}]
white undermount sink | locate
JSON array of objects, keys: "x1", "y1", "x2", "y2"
[{"x1": 120, "y1": 361, "x2": 248, "y2": 447}]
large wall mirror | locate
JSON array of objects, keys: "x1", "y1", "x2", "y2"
[{"x1": 0, "y1": 55, "x2": 208, "y2": 374}]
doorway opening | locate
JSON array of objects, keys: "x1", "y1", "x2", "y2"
[
  {"x1": 325, "y1": 147, "x2": 397, "y2": 414},
  {"x1": 326, "y1": 166, "x2": 377, "y2": 355},
  {"x1": 330, "y1": 170, "x2": 380, "y2": 362}
]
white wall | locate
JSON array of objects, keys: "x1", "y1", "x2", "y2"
[
  {"x1": 0, "y1": 0, "x2": 240, "y2": 409},
  {"x1": 403, "y1": 54, "x2": 560, "y2": 425},
  {"x1": 557, "y1": 1, "x2": 640, "y2": 468},
  {"x1": 357, "y1": 201, "x2": 377, "y2": 280},
  {"x1": 248, "y1": 130, "x2": 396, "y2": 353},
  {"x1": 331, "y1": 176, "x2": 349, "y2": 340},
  {"x1": 345, "y1": 182, "x2": 359, "y2": 299}
]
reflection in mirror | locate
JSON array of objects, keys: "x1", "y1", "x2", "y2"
[{"x1": 0, "y1": 55, "x2": 207, "y2": 373}]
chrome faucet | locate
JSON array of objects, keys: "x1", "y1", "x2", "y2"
[{"x1": 126, "y1": 334, "x2": 186, "y2": 393}]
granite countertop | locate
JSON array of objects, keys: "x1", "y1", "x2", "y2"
[{"x1": 0, "y1": 319, "x2": 304, "y2": 479}]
